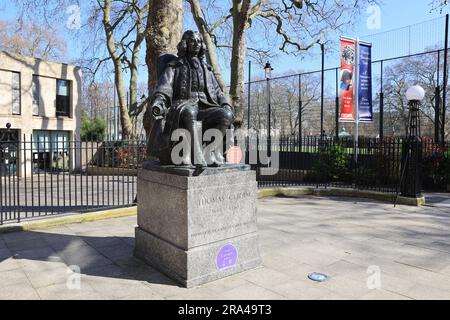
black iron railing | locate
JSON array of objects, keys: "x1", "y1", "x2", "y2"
[
  {"x1": 0, "y1": 137, "x2": 146, "y2": 224},
  {"x1": 249, "y1": 135, "x2": 449, "y2": 195},
  {"x1": 1, "y1": 136, "x2": 448, "y2": 224},
  {"x1": 421, "y1": 138, "x2": 450, "y2": 191}
]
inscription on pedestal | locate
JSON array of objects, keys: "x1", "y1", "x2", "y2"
[
  {"x1": 197, "y1": 190, "x2": 253, "y2": 208},
  {"x1": 135, "y1": 167, "x2": 261, "y2": 288},
  {"x1": 188, "y1": 186, "x2": 257, "y2": 246},
  {"x1": 191, "y1": 220, "x2": 256, "y2": 239}
]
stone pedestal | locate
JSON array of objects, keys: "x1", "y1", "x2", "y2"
[{"x1": 134, "y1": 163, "x2": 262, "y2": 288}]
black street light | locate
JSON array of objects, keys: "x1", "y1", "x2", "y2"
[
  {"x1": 264, "y1": 61, "x2": 273, "y2": 79},
  {"x1": 320, "y1": 43, "x2": 325, "y2": 141},
  {"x1": 264, "y1": 62, "x2": 273, "y2": 154}
]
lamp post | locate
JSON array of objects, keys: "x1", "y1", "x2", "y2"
[
  {"x1": 264, "y1": 61, "x2": 273, "y2": 153},
  {"x1": 320, "y1": 43, "x2": 325, "y2": 141},
  {"x1": 398, "y1": 85, "x2": 425, "y2": 200}
]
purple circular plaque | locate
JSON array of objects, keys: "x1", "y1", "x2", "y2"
[{"x1": 216, "y1": 244, "x2": 238, "y2": 271}]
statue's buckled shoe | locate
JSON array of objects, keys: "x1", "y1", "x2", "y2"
[
  {"x1": 214, "y1": 149, "x2": 225, "y2": 166},
  {"x1": 204, "y1": 150, "x2": 224, "y2": 167},
  {"x1": 192, "y1": 121, "x2": 207, "y2": 167},
  {"x1": 180, "y1": 154, "x2": 192, "y2": 167},
  {"x1": 203, "y1": 150, "x2": 215, "y2": 167}
]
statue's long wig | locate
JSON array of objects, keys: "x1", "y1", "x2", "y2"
[{"x1": 177, "y1": 30, "x2": 207, "y2": 60}]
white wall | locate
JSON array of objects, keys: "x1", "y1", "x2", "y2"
[{"x1": 0, "y1": 70, "x2": 12, "y2": 115}]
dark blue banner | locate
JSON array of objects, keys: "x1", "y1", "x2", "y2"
[{"x1": 358, "y1": 43, "x2": 373, "y2": 122}]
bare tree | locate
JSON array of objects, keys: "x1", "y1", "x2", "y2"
[
  {"x1": 270, "y1": 74, "x2": 322, "y2": 135},
  {"x1": 430, "y1": 0, "x2": 448, "y2": 13},
  {"x1": 187, "y1": 0, "x2": 376, "y2": 129},
  {"x1": 381, "y1": 52, "x2": 450, "y2": 138},
  {"x1": 0, "y1": 19, "x2": 66, "y2": 60},
  {"x1": 97, "y1": 0, "x2": 148, "y2": 139},
  {"x1": 247, "y1": 72, "x2": 321, "y2": 135},
  {"x1": 81, "y1": 81, "x2": 115, "y2": 120},
  {"x1": 14, "y1": 0, "x2": 150, "y2": 140}
]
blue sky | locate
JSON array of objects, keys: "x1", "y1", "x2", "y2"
[
  {"x1": 0, "y1": 0, "x2": 449, "y2": 85},
  {"x1": 264, "y1": 0, "x2": 449, "y2": 78}
]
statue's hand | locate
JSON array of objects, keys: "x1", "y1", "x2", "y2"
[
  {"x1": 151, "y1": 97, "x2": 167, "y2": 120},
  {"x1": 222, "y1": 104, "x2": 235, "y2": 121},
  {"x1": 222, "y1": 104, "x2": 233, "y2": 113}
]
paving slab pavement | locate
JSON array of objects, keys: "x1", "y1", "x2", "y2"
[{"x1": 1, "y1": 195, "x2": 450, "y2": 300}]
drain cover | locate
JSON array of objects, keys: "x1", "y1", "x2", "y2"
[{"x1": 308, "y1": 272, "x2": 329, "y2": 282}]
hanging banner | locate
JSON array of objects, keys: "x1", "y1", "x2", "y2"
[
  {"x1": 339, "y1": 38, "x2": 356, "y2": 122},
  {"x1": 358, "y1": 42, "x2": 373, "y2": 122}
]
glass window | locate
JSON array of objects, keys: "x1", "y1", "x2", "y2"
[
  {"x1": 56, "y1": 79, "x2": 70, "y2": 117},
  {"x1": 11, "y1": 72, "x2": 21, "y2": 115},
  {"x1": 32, "y1": 75, "x2": 40, "y2": 116},
  {"x1": 33, "y1": 130, "x2": 51, "y2": 152},
  {"x1": 32, "y1": 130, "x2": 70, "y2": 172},
  {"x1": 33, "y1": 130, "x2": 69, "y2": 152}
]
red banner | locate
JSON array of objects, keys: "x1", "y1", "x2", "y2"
[{"x1": 339, "y1": 38, "x2": 356, "y2": 122}]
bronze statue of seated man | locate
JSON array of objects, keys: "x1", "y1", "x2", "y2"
[{"x1": 146, "y1": 30, "x2": 234, "y2": 168}]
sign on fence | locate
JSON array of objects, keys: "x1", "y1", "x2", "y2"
[
  {"x1": 358, "y1": 42, "x2": 374, "y2": 122},
  {"x1": 339, "y1": 38, "x2": 356, "y2": 122},
  {"x1": 339, "y1": 37, "x2": 374, "y2": 123}
]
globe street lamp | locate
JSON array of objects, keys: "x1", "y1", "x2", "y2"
[
  {"x1": 405, "y1": 85, "x2": 425, "y2": 138},
  {"x1": 397, "y1": 85, "x2": 425, "y2": 203},
  {"x1": 405, "y1": 85, "x2": 425, "y2": 102},
  {"x1": 264, "y1": 61, "x2": 273, "y2": 79}
]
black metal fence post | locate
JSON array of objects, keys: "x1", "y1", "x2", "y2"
[
  {"x1": 298, "y1": 74, "x2": 302, "y2": 149},
  {"x1": 320, "y1": 43, "x2": 325, "y2": 141},
  {"x1": 0, "y1": 145, "x2": 2, "y2": 225},
  {"x1": 442, "y1": 13, "x2": 449, "y2": 144},
  {"x1": 248, "y1": 61, "x2": 251, "y2": 132},
  {"x1": 379, "y1": 60, "x2": 384, "y2": 140},
  {"x1": 436, "y1": 50, "x2": 441, "y2": 144}
]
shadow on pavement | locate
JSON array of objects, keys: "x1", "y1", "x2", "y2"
[{"x1": 0, "y1": 230, "x2": 182, "y2": 288}]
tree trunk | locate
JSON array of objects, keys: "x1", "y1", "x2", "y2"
[
  {"x1": 188, "y1": 0, "x2": 228, "y2": 94},
  {"x1": 102, "y1": 0, "x2": 134, "y2": 140},
  {"x1": 129, "y1": 52, "x2": 139, "y2": 134},
  {"x1": 229, "y1": 0, "x2": 251, "y2": 129},
  {"x1": 129, "y1": 5, "x2": 147, "y2": 136},
  {"x1": 144, "y1": 0, "x2": 183, "y2": 136},
  {"x1": 146, "y1": 0, "x2": 183, "y2": 93}
]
